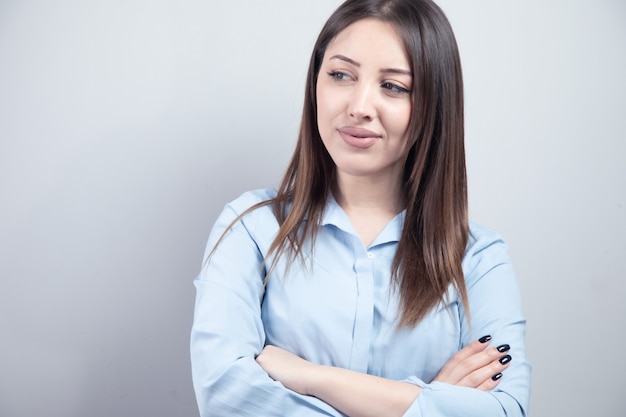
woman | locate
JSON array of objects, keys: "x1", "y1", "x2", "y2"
[{"x1": 191, "y1": 0, "x2": 531, "y2": 416}]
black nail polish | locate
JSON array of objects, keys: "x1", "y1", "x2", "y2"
[
  {"x1": 479, "y1": 335, "x2": 492, "y2": 343},
  {"x1": 497, "y1": 344, "x2": 510, "y2": 353},
  {"x1": 499, "y1": 355, "x2": 512, "y2": 365},
  {"x1": 491, "y1": 373, "x2": 503, "y2": 381}
]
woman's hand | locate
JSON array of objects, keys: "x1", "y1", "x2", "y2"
[
  {"x1": 433, "y1": 335, "x2": 512, "y2": 391},
  {"x1": 256, "y1": 345, "x2": 319, "y2": 395},
  {"x1": 256, "y1": 339, "x2": 511, "y2": 417}
]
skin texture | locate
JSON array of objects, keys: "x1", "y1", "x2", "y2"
[
  {"x1": 256, "y1": 19, "x2": 512, "y2": 417},
  {"x1": 256, "y1": 341, "x2": 511, "y2": 417},
  {"x1": 315, "y1": 18, "x2": 414, "y2": 246},
  {"x1": 315, "y1": 18, "x2": 413, "y2": 183}
]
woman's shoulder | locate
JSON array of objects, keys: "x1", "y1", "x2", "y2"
[
  {"x1": 207, "y1": 188, "x2": 279, "y2": 250},
  {"x1": 463, "y1": 221, "x2": 512, "y2": 281},
  {"x1": 225, "y1": 188, "x2": 277, "y2": 214},
  {"x1": 467, "y1": 221, "x2": 506, "y2": 251},
  {"x1": 210, "y1": 188, "x2": 278, "y2": 232}
]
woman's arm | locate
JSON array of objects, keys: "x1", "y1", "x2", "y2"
[
  {"x1": 191, "y1": 192, "x2": 343, "y2": 417},
  {"x1": 256, "y1": 225, "x2": 530, "y2": 417},
  {"x1": 256, "y1": 338, "x2": 511, "y2": 417}
]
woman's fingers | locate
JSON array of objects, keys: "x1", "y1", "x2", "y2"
[
  {"x1": 457, "y1": 353, "x2": 512, "y2": 390},
  {"x1": 434, "y1": 335, "x2": 492, "y2": 384},
  {"x1": 476, "y1": 372, "x2": 503, "y2": 391},
  {"x1": 434, "y1": 336, "x2": 513, "y2": 389}
]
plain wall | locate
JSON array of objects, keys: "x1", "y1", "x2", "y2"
[{"x1": 0, "y1": 1, "x2": 624, "y2": 416}]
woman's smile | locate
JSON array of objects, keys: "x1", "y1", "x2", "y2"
[{"x1": 316, "y1": 18, "x2": 413, "y2": 180}]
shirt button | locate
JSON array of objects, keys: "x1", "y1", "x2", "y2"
[{"x1": 367, "y1": 252, "x2": 374, "y2": 259}]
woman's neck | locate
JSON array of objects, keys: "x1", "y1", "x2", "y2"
[{"x1": 333, "y1": 173, "x2": 404, "y2": 247}]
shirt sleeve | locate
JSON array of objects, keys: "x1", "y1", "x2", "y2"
[
  {"x1": 401, "y1": 225, "x2": 531, "y2": 417},
  {"x1": 190, "y1": 195, "x2": 345, "y2": 417}
]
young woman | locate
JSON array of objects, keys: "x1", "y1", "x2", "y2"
[{"x1": 190, "y1": 1, "x2": 531, "y2": 416}]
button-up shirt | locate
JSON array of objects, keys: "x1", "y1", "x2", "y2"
[{"x1": 191, "y1": 188, "x2": 530, "y2": 416}]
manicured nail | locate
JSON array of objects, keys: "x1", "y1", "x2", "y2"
[
  {"x1": 491, "y1": 372, "x2": 503, "y2": 381},
  {"x1": 497, "y1": 344, "x2": 510, "y2": 353},
  {"x1": 499, "y1": 355, "x2": 512, "y2": 365},
  {"x1": 479, "y1": 335, "x2": 492, "y2": 343}
]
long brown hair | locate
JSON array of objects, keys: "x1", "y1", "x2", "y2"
[{"x1": 216, "y1": 0, "x2": 468, "y2": 327}]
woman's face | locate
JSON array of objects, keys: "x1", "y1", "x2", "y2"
[{"x1": 316, "y1": 18, "x2": 413, "y2": 184}]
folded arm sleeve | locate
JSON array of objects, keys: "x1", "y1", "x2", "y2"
[
  {"x1": 190, "y1": 196, "x2": 344, "y2": 417},
  {"x1": 401, "y1": 226, "x2": 531, "y2": 417}
]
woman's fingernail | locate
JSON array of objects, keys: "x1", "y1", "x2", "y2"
[
  {"x1": 479, "y1": 335, "x2": 492, "y2": 343},
  {"x1": 499, "y1": 355, "x2": 512, "y2": 365},
  {"x1": 491, "y1": 372, "x2": 503, "y2": 381},
  {"x1": 497, "y1": 344, "x2": 510, "y2": 353}
]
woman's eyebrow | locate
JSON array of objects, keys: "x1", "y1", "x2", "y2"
[
  {"x1": 380, "y1": 68, "x2": 412, "y2": 76},
  {"x1": 329, "y1": 54, "x2": 412, "y2": 77},
  {"x1": 329, "y1": 54, "x2": 360, "y2": 67}
]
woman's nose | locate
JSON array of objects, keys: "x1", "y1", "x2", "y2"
[{"x1": 349, "y1": 83, "x2": 375, "y2": 122}]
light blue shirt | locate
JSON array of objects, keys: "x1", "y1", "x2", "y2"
[{"x1": 191, "y1": 188, "x2": 531, "y2": 416}]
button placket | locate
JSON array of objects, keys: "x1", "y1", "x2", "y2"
[{"x1": 349, "y1": 245, "x2": 375, "y2": 372}]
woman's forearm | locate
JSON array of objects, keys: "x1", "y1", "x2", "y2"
[
  {"x1": 256, "y1": 345, "x2": 421, "y2": 417},
  {"x1": 308, "y1": 364, "x2": 421, "y2": 417},
  {"x1": 256, "y1": 339, "x2": 512, "y2": 417}
]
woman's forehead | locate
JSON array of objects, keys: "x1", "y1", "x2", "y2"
[{"x1": 324, "y1": 18, "x2": 411, "y2": 70}]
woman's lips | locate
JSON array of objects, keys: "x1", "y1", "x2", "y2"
[{"x1": 337, "y1": 126, "x2": 382, "y2": 149}]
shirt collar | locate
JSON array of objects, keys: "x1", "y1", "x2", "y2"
[{"x1": 320, "y1": 194, "x2": 405, "y2": 247}]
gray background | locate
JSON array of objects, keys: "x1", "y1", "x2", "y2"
[{"x1": 1, "y1": 0, "x2": 624, "y2": 416}]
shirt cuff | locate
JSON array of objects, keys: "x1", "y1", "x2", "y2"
[{"x1": 401, "y1": 377, "x2": 505, "y2": 417}]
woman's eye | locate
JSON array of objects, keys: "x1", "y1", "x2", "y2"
[
  {"x1": 382, "y1": 82, "x2": 410, "y2": 95},
  {"x1": 327, "y1": 71, "x2": 351, "y2": 82}
]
